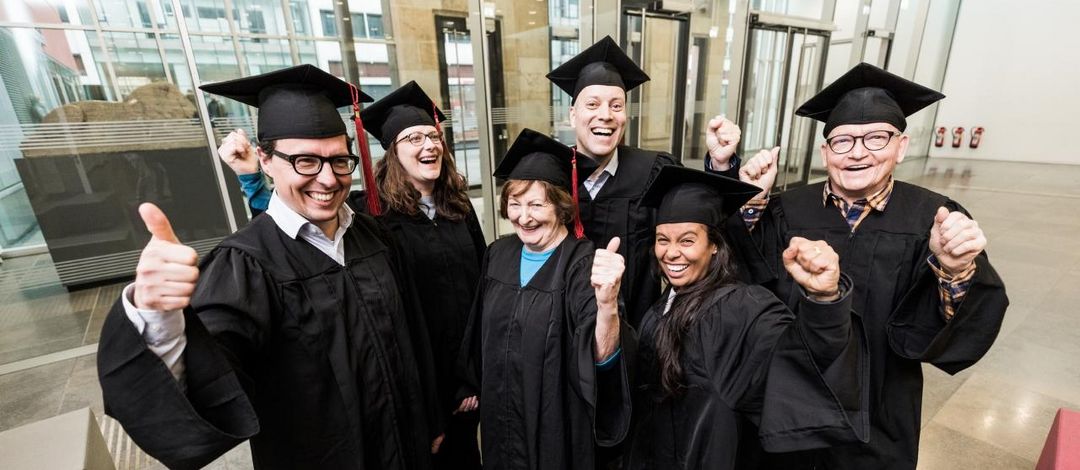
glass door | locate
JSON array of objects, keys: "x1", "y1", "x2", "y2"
[
  {"x1": 737, "y1": 11, "x2": 832, "y2": 190},
  {"x1": 621, "y1": 8, "x2": 692, "y2": 161}
]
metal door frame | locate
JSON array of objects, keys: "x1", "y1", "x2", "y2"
[
  {"x1": 735, "y1": 11, "x2": 833, "y2": 191},
  {"x1": 621, "y1": 8, "x2": 691, "y2": 161}
]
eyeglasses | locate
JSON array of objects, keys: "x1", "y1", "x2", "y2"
[
  {"x1": 271, "y1": 150, "x2": 359, "y2": 176},
  {"x1": 395, "y1": 131, "x2": 443, "y2": 147},
  {"x1": 826, "y1": 130, "x2": 900, "y2": 154}
]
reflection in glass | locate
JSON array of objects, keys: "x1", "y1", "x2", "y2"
[{"x1": 0, "y1": 24, "x2": 237, "y2": 289}]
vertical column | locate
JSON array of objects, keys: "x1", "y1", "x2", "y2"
[
  {"x1": 468, "y1": 0, "x2": 496, "y2": 242},
  {"x1": 172, "y1": 0, "x2": 239, "y2": 232}
]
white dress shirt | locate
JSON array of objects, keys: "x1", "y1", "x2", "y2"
[
  {"x1": 583, "y1": 151, "x2": 619, "y2": 199},
  {"x1": 122, "y1": 191, "x2": 355, "y2": 380}
]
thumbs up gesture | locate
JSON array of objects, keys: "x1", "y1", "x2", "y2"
[
  {"x1": 783, "y1": 237, "x2": 841, "y2": 301},
  {"x1": 929, "y1": 207, "x2": 986, "y2": 276},
  {"x1": 133, "y1": 203, "x2": 200, "y2": 311},
  {"x1": 739, "y1": 146, "x2": 780, "y2": 198},
  {"x1": 217, "y1": 128, "x2": 260, "y2": 175},
  {"x1": 591, "y1": 237, "x2": 625, "y2": 308}
]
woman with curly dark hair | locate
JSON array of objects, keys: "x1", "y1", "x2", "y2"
[
  {"x1": 220, "y1": 81, "x2": 486, "y2": 470},
  {"x1": 625, "y1": 165, "x2": 870, "y2": 470}
]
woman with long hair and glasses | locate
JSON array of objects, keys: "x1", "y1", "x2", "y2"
[
  {"x1": 457, "y1": 129, "x2": 632, "y2": 470},
  {"x1": 625, "y1": 165, "x2": 870, "y2": 470},
  {"x1": 218, "y1": 81, "x2": 486, "y2": 470}
]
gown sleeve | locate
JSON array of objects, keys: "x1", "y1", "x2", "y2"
[
  {"x1": 97, "y1": 248, "x2": 271, "y2": 470},
  {"x1": 564, "y1": 252, "x2": 634, "y2": 447},
  {"x1": 706, "y1": 284, "x2": 869, "y2": 453},
  {"x1": 886, "y1": 200, "x2": 1009, "y2": 375},
  {"x1": 456, "y1": 243, "x2": 491, "y2": 401}
]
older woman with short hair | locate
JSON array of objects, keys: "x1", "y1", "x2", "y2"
[{"x1": 458, "y1": 129, "x2": 632, "y2": 470}]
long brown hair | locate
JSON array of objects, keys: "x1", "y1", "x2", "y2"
[
  {"x1": 374, "y1": 135, "x2": 472, "y2": 221},
  {"x1": 654, "y1": 225, "x2": 739, "y2": 397}
]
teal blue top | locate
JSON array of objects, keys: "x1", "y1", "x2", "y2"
[
  {"x1": 520, "y1": 246, "x2": 556, "y2": 286},
  {"x1": 238, "y1": 172, "x2": 271, "y2": 212}
]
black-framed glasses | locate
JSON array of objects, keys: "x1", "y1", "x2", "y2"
[
  {"x1": 395, "y1": 131, "x2": 443, "y2": 147},
  {"x1": 271, "y1": 150, "x2": 359, "y2": 176},
  {"x1": 826, "y1": 130, "x2": 900, "y2": 154}
]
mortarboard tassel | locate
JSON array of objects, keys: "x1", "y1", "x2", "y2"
[
  {"x1": 432, "y1": 101, "x2": 442, "y2": 133},
  {"x1": 570, "y1": 147, "x2": 585, "y2": 239},
  {"x1": 350, "y1": 83, "x2": 382, "y2": 216}
]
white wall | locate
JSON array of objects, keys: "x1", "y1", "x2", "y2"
[{"x1": 930, "y1": 0, "x2": 1080, "y2": 164}]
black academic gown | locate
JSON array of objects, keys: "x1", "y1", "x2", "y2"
[
  {"x1": 576, "y1": 146, "x2": 676, "y2": 328},
  {"x1": 97, "y1": 213, "x2": 442, "y2": 470},
  {"x1": 725, "y1": 180, "x2": 1009, "y2": 469},
  {"x1": 370, "y1": 196, "x2": 487, "y2": 470},
  {"x1": 249, "y1": 191, "x2": 487, "y2": 469},
  {"x1": 459, "y1": 234, "x2": 633, "y2": 470},
  {"x1": 627, "y1": 282, "x2": 869, "y2": 470}
]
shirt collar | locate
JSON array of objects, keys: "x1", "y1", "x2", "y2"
[
  {"x1": 587, "y1": 149, "x2": 619, "y2": 182},
  {"x1": 265, "y1": 190, "x2": 354, "y2": 239},
  {"x1": 823, "y1": 178, "x2": 895, "y2": 212}
]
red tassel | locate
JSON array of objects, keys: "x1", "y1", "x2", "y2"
[
  {"x1": 570, "y1": 147, "x2": 585, "y2": 239},
  {"x1": 432, "y1": 101, "x2": 442, "y2": 133},
  {"x1": 351, "y1": 84, "x2": 381, "y2": 216}
]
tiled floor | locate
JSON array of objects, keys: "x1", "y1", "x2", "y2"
[{"x1": 1, "y1": 157, "x2": 1078, "y2": 469}]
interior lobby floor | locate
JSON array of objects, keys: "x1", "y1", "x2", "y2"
[{"x1": 1, "y1": 157, "x2": 1077, "y2": 469}]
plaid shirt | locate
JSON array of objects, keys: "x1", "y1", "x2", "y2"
[{"x1": 739, "y1": 179, "x2": 975, "y2": 321}]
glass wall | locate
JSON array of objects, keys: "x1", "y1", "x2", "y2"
[{"x1": 0, "y1": 0, "x2": 962, "y2": 368}]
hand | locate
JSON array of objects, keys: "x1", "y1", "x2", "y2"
[
  {"x1": 929, "y1": 207, "x2": 985, "y2": 276},
  {"x1": 218, "y1": 128, "x2": 260, "y2": 175},
  {"x1": 739, "y1": 147, "x2": 780, "y2": 198},
  {"x1": 783, "y1": 237, "x2": 841, "y2": 301},
  {"x1": 706, "y1": 115, "x2": 742, "y2": 170},
  {"x1": 455, "y1": 396, "x2": 478, "y2": 414},
  {"x1": 431, "y1": 433, "x2": 445, "y2": 454},
  {"x1": 133, "y1": 203, "x2": 199, "y2": 311},
  {"x1": 591, "y1": 237, "x2": 624, "y2": 308}
]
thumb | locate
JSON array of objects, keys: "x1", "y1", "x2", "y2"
[
  {"x1": 708, "y1": 115, "x2": 722, "y2": 131},
  {"x1": 933, "y1": 206, "x2": 949, "y2": 228},
  {"x1": 140, "y1": 203, "x2": 179, "y2": 243},
  {"x1": 605, "y1": 237, "x2": 621, "y2": 253},
  {"x1": 769, "y1": 146, "x2": 781, "y2": 166}
]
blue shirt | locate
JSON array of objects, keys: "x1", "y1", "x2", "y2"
[
  {"x1": 520, "y1": 246, "x2": 556, "y2": 286},
  {"x1": 238, "y1": 172, "x2": 271, "y2": 212}
]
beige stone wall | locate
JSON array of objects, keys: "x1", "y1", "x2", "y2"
[
  {"x1": 386, "y1": 0, "x2": 469, "y2": 110},
  {"x1": 489, "y1": 0, "x2": 554, "y2": 140},
  {"x1": 387, "y1": 0, "x2": 555, "y2": 145}
]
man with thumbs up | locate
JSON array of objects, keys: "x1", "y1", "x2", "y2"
[
  {"x1": 97, "y1": 65, "x2": 443, "y2": 470},
  {"x1": 711, "y1": 64, "x2": 1008, "y2": 470}
]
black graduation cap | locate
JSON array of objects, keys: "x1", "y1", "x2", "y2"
[
  {"x1": 640, "y1": 165, "x2": 761, "y2": 229},
  {"x1": 546, "y1": 35, "x2": 650, "y2": 102},
  {"x1": 795, "y1": 62, "x2": 945, "y2": 137},
  {"x1": 200, "y1": 64, "x2": 384, "y2": 215},
  {"x1": 199, "y1": 64, "x2": 373, "y2": 142},
  {"x1": 360, "y1": 81, "x2": 447, "y2": 149},
  {"x1": 495, "y1": 128, "x2": 585, "y2": 238}
]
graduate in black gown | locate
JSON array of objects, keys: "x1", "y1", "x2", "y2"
[
  {"x1": 458, "y1": 129, "x2": 633, "y2": 470},
  {"x1": 546, "y1": 36, "x2": 743, "y2": 328},
  {"x1": 96, "y1": 65, "x2": 443, "y2": 470},
  {"x1": 714, "y1": 63, "x2": 1009, "y2": 469},
  {"x1": 222, "y1": 81, "x2": 486, "y2": 469},
  {"x1": 625, "y1": 165, "x2": 869, "y2": 470}
]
